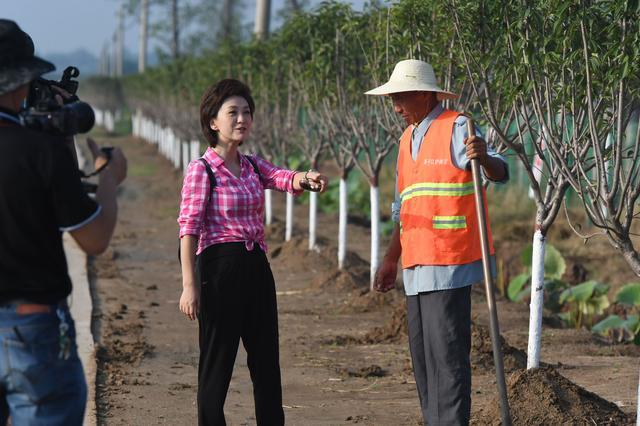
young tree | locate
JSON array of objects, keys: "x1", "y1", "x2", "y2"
[
  {"x1": 449, "y1": 0, "x2": 572, "y2": 370},
  {"x1": 345, "y1": 95, "x2": 399, "y2": 286},
  {"x1": 290, "y1": 73, "x2": 328, "y2": 250},
  {"x1": 321, "y1": 98, "x2": 360, "y2": 269},
  {"x1": 449, "y1": 0, "x2": 640, "y2": 371}
]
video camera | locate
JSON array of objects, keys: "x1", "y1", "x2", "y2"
[{"x1": 22, "y1": 66, "x2": 95, "y2": 136}]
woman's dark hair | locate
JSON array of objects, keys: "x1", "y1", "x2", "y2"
[{"x1": 199, "y1": 78, "x2": 255, "y2": 147}]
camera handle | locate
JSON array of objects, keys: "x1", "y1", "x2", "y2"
[{"x1": 79, "y1": 147, "x2": 113, "y2": 179}]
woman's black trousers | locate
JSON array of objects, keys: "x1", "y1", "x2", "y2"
[{"x1": 197, "y1": 242, "x2": 284, "y2": 426}]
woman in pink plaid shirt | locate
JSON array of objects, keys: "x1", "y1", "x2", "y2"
[{"x1": 178, "y1": 79, "x2": 327, "y2": 426}]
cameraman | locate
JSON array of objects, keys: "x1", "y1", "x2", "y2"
[{"x1": 0, "y1": 20, "x2": 127, "y2": 425}]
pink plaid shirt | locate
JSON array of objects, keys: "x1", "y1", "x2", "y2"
[{"x1": 178, "y1": 148, "x2": 300, "y2": 255}]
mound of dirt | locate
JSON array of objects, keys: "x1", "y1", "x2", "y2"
[
  {"x1": 326, "y1": 301, "x2": 407, "y2": 346},
  {"x1": 337, "y1": 287, "x2": 402, "y2": 313},
  {"x1": 264, "y1": 221, "x2": 288, "y2": 241},
  {"x1": 477, "y1": 366, "x2": 630, "y2": 425},
  {"x1": 269, "y1": 236, "x2": 334, "y2": 270},
  {"x1": 360, "y1": 301, "x2": 408, "y2": 343},
  {"x1": 269, "y1": 234, "x2": 369, "y2": 277},
  {"x1": 471, "y1": 322, "x2": 527, "y2": 373},
  {"x1": 311, "y1": 265, "x2": 371, "y2": 291}
]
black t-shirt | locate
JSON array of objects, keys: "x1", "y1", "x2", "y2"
[{"x1": 0, "y1": 117, "x2": 99, "y2": 304}]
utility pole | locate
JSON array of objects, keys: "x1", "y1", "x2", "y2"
[
  {"x1": 116, "y1": 5, "x2": 125, "y2": 76},
  {"x1": 254, "y1": 0, "x2": 271, "y2": 40},
  {"x1": 100, "y1": 43, "x2": 110, "y2": 76},
  {"x1": 111, "y1": 31, "x2": 118, "y2": 77},
  {"x1": 171, "y1": 0, "x2": 179, "y2": 59},
  {"x1": 221, "y1": 0, "x2": 233, "y2": 40},
  {"x1": 138, "y1": 0, "x2": 149, "y2": 72}
]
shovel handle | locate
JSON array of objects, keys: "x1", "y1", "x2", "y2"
[{"x1": 466, "y1": 116, "x2": 512, "y2": 426}]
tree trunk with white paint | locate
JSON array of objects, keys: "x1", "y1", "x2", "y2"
[
  {"x1": 285, "y1": 192, "x2": 293, "y2": 241},
  {"x1": 181, "y1": 141, "x2": 189, "y2": 172},
  {"x1": 265, "y1": 189, "x2": 272, "y2": 225},
  {"x1": 338, "y1": 177, "x2": 348, "y2": 269},
  {"x1": 308, "y1": 191, "x2": 317, "y2": 250},
  {"x1": 190, "y1": 140, "x2": 200, "y2": 161},
  {"x1": 369, "y1": 183, "x2": 380, "y2": 289},
  {"x1": 636, "y1": 369, "x2": 639, "y2": 426},
  {"x1": 527, "y1": 229, "x2": 546, "y2": 369}
]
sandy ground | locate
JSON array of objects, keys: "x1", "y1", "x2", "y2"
[{"x1": 89, "y1": 133, "x2": 639, "y2": 425}]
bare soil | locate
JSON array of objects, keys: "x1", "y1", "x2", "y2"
[{"x1": 90, "y1": 133, "x2": 639, "y2": 425}]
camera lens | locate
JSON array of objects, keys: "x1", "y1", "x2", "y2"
[{"x1": 63, "y1": 101, "x2": 95, "y2": 134}]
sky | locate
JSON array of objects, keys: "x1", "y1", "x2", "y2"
[{"x1": 3, "y1": 0, "x2": 367, "y2": 59}]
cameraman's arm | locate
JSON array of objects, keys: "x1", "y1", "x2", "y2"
[
  {"x1": 64, "y1": 137, "x2": 79, "y2": 168},
  {"x1": 69, "y1": 140, "x2": 127, "y2": 255},
  {"x1": 69, "y1": 167, "x2": 117, "y2": 254}
]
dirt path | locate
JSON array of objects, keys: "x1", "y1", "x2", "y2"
[{"x1": 90, "y1": 133, "x2": 638, "y2": 425}]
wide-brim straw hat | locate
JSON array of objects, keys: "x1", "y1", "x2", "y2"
[
  {"x1": 0, "y1": 19, "x2": 55, "y2": 96},
  {"x1": 365, "y1": 59, "x2": 458, "y2": 100}
]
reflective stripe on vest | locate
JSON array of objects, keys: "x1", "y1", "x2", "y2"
[
  {"x1": 400, "y1": 181, "x2": 475, "y2": 200},
  {"x1": 432, "y1": 215, "x2": 467, "y2": 229},
  {"x1": 396, "y1": 109, "x2": 494, "y2": 268}
]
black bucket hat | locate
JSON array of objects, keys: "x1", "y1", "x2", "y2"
[{"x1": 0, "y1": 19, "x2": 55, "y2": 96}]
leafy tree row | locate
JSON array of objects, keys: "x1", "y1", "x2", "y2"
[{"x1": 83, "y1": 0, "x2": 640, "y2": 373}]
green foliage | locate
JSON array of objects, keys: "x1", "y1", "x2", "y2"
[
  {"x1": 507, "y1": 273, "x2": 531, "y2": 302},
  {"x1": 519, "y1": 244, "x2": 566, "y2": 280},
  {"x1": 506, "y1": 243, "x2": 567, "y2": 303},
  {"x1": 558, "y1": 281, "x2": 610, "y2": 328},
  {"x1": 614, "y1": 283, "x2": 640, "y2": 306},
  {"x1": 113, "y1": 109, "x2": 133, "y2": 136},
  {"x1": 592, "y1": 283, "x2": 640, "y2": 344},
  {"x1": 312, "y1": 173, "x2": 371, "y2": 217},
  {"x1": 592, "y1": 314, "x2": 640, "y2": 345}
]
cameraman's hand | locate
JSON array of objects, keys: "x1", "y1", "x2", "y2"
[
  {"x1": 51, "y1": 86, "x2": 72, "y2": 106},
  {"x1": 87, "y1": 138, "x2": 127, "y2": 185}
]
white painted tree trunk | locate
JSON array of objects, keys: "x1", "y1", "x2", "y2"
[
  {"x1": 105, "y1": 111, "x2": 114, "y2": 132},
  {"x1": 190, "y1": 140, "x2": 200, "y2": 161},
  {"x1": 309, "y1": 191, "x2": 317, "y2": 250},
  {"x1": 285, "y1": 192, "x2": 293, "y2": 241},
  {"x1": 132, "y1": 111, "x2": 138, "y2": 136},
  {"x1": 94, "y1": 109, "x2": 103, "y2": 127},
  {"x1": 173, "y1": 135, "x2": 181, "y2": 168},
  {"x1": 181, "y1": 141, "x2": 189, "y2": 172},
  {"x1": 602, "y1": 133, "x2": 613, "y2": 217},
  {"x1": 265, "y1": 189, "x2": 273, "y2": 225},
  {"x1": 636, "y1": 369, "x2": 639, "y2": 426},
  {"x1": 338, "y1": 177, "x2": 348, "y2": 269},
  {"x1": 370, "y1": 185, "x2": 380, "y2": 289},
  {"x1": 527, "y1": 230, "x2": 546, "y2": 369}
]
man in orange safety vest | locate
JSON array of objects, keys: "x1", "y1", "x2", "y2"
[{"x1": 369, "y1": 59, "x2": 509, "y2": 425}]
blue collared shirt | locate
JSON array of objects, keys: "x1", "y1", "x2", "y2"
[{"x1": 391, "y1": 104, "x2": 509, "y2": 296}]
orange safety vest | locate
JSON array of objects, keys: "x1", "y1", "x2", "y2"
[{"x1": 397, "y1": 110, "x2": 494, "y2": 269}]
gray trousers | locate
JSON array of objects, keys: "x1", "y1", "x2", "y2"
[{"x1": 407, "y1": 285, "x2": 471, "y2": 426}]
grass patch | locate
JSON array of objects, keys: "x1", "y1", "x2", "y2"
[{"x1": 129, "y1": 163, "x2": 157, "y2": 177}]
